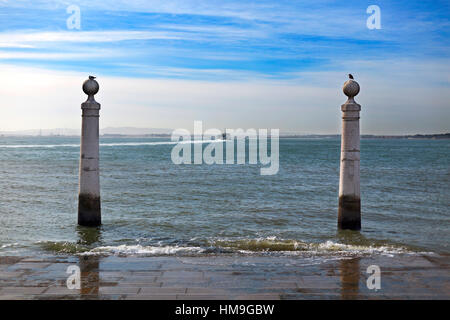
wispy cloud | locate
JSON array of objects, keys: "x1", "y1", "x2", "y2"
[
  {"x1": 0, "y1": 0, "x2": 448, "y2": 79},
  {"x1": 0, "y1": 30, "x2": 185, "y2": 45},
  {"x1": 0, "y1": 43, "x2": 35, "y2": 48},
  {"x1": 0, "y1": 50, "x2": 119, "y2": 60}
]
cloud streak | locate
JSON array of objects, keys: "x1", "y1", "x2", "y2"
[{"x1": 0, "y1": 30, "x2": 186, "y2": 45}]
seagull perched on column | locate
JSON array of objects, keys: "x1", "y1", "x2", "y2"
[{"x1": 348, "y1": 74, "x2": 354, "y2": 79}]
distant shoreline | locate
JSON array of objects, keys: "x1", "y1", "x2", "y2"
[
  {"x1": 281, "y1": 133, "x2": 450, "y2": 140},
  {"x1": 1, "y1": 133, "x2": 449, "y2": 139}
]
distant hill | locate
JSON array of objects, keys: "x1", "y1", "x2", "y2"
[
  {"x1": 280, "y1": 133, "x2": 450, "y2": 139},
  {"x1": 0, "y1": 128, "x2": 448, "y2": 139},
  {"x1": 0, "y1": 127, "x2": 174, "y2": 136},
  {"x1": 0, "y1": 128, "x2": 79, "y2": 136},
  {"x1": 101, "y1": 127, "x2": 173, "y2": 135},
  {"x1": 361, "y1": 133, "x2": 450, "y2": 140}
]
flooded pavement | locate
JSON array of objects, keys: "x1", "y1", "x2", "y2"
[{"x1": 0, "y1": 253, "x2": 448, "y2": 300}]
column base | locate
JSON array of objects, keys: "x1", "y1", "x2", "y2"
[
  {"x1": 338, "y1": 196, "x2": 361, "y2": 230},
  {"x1": 78, "y1": 194, "x2": 101, "y2": 226}
]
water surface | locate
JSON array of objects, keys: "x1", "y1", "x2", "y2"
[{"x1": 0, "y1": 136, "x2": 448, "y2": 257}]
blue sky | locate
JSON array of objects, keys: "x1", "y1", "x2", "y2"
[{"x1": 0, "y1": 0, "x2": 449, "y2": 133}]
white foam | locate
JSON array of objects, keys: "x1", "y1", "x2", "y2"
[
  {"x1": 1, "y1": 243, "x2": 19, "y2": 248},
  {"x1": 312, "y1": 240, "x2": 409, "y2": 256},
  {"x1": 0, "y1": 144, "x2": 79, "y2": 148},
  {"x1": 82, "y1": 244, "x2": 206, "y2": 256},
  {"x1": 210, "y1": 237, "x2": 418, "y2": 257}
]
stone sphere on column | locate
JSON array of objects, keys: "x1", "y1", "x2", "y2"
[
  {"x1": 343, "y1": 79, "x2": 360, "y2": 98},
  {"x1": 82, "y1": 76, "x2": 99, "y2": 96}
]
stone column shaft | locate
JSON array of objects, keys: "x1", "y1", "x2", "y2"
[
  {"x1": 338, "y1": 78, "x2": 361, "y2": 230},
  {"x1": 78, "y1": 77, "x2": 101, "y2": 226}
]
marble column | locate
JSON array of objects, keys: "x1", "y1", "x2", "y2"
[
  {"x1": 78, "y1": 76, "x2": 101, "y2": 226},
  {"x1": 338, "y1": 76, "x2": 361, "y2": 230}
]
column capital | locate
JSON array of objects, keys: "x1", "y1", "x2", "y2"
[
  {"x1": 341, "y1": 101, "x2": 361, "y2": 112},
  {"x1": 81, "y1": 101, "x2": 101, "y2": 111}
]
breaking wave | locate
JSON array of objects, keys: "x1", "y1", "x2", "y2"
[
  {"x1": 38, "y1": 237, "x2": 423, "y2": 258},
  {"x1": 85, "y1": 245, "x2": 206, "y2": 256},
  {"x1": 210, "y1": 238, "x2": 414, "y2": 257}
]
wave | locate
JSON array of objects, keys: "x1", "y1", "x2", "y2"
[
  {"x1": 211, "y1": 238, "x2": 413, "y2": 256},
  {"x1": 85, "y1": 245, "x2": 206, "y2": 256},
  {"x1": 1, "y1": 243, "x2": 19, "y2": 249},
  {"x1": 37, "y1": 237, "x2": 422, "y2": 258},
  {"x1": 38, "y1": 241, "x2": 207, "y2": 256},
  {"x1": 0, "y1": 144, "x2": 80, "y2": 148},
  {"x1": 0, "y1": 139, "x2": 224, "y2": 149},
  {"x1": 39, "y1": 241, "x2": 91, "y2": 254}
]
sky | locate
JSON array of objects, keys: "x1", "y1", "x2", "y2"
[{"x1": 0, "y1": 0, "x2": 449, "y2": 134}]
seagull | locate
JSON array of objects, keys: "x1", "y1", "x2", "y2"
[{"x1": 348, "y1": 74, "x2": 354, "y2": 79}]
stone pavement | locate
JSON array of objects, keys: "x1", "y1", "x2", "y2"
[{"x1": 0, "y1": 253, "x2": 448, "y2": 300}]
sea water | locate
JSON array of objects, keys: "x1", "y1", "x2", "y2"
[{"x1": 0, "y1": 136, "x2": 448, "y2": 258}]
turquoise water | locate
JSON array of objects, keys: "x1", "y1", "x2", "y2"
[{"x1": 0, "y1": 136, "x2": 448, "y2": 256}]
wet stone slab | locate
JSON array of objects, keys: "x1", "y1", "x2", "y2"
[{"x1": 0, "y1": 253, "x2": 448, "y2": 300}]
